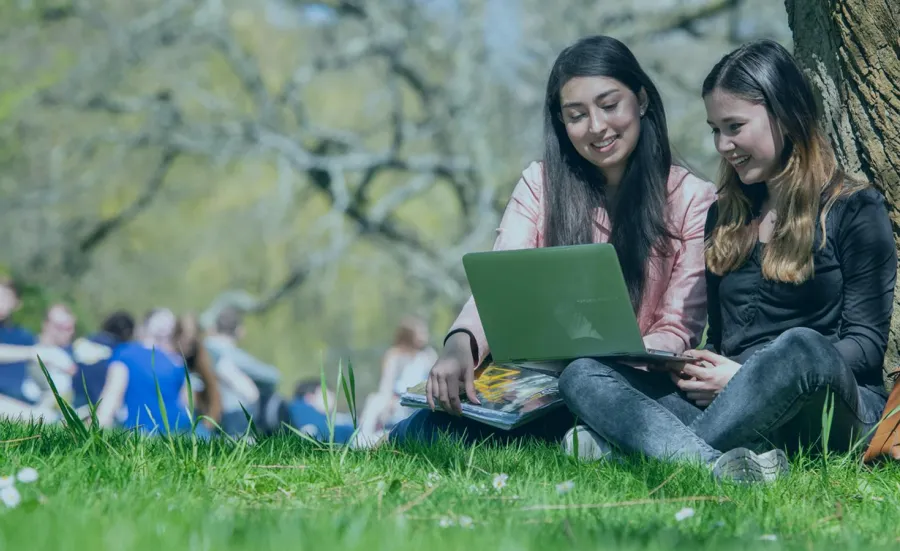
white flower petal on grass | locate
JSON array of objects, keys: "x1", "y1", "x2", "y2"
[
  {"x1": 555, "y1": 480, "x2": 575, "y2": 495},
  {"x1": 492, "y1": 473, "x2": 509, "y2": 492},
  {"x1": 438, "y1": 516, "x2": 454, "y2": 528},
  {"x1": 674, "y1": 507, "x2": 695, "y2": 522},
  {"x1": 1, "y1": 486, "x2": 21, "y2": 509},
  {"x1": 458, "y1": 515, "x2": 474, "y2": 529},
  {"x1": 0, "y1": 476, "x2": 14, "y2": 489},
  {"x1": 759, "y1": 534, "x2": 778, "y2": 541},
  {"x1": 426, "y1": 472, "x2": 442, "y2": 488},
  {"x1": 16, "y1": 468, "x2": 38, "y2": 484}
]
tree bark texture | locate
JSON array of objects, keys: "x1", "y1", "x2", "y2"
[{"x1": 785, "y1": 0, "x2": 900, "y2": 384}]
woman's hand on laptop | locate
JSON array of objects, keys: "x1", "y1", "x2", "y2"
[{"x1": 426, "y1": 333, "x2": 480, "y2": 415}]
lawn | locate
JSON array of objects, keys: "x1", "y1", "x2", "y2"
[{"x1": 0, "y1": 419, "x2": 899, "y2": 551}]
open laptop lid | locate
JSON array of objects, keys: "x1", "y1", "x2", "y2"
[{"x1": 461, "y1": 243, "x2": 648, "y2": 364}]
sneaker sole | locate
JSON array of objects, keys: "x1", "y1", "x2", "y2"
[
  {"x1": 712, "y1": 448, "x2": 788, "y2": 483},
  {"x1": 757, "y1": 449, "x2": 789, "y2": 480}
]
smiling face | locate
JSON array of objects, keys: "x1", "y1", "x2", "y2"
[
  {"x1": 559, "y1": 76, "x2": 646, "y2": 183},
  {"x1": 704, "y1": 88, "x2": 785, "y2": 185}
]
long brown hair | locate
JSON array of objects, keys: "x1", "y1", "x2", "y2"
[
  {"x1": 392, "y1": 316, "x2": 427, "y2": 349},
  {"x1": 175, "y1": 313, "x2": 222, "y2": 423},
  {"x1": 702, "y1": 40, "x2": 868, "y2": 283}
]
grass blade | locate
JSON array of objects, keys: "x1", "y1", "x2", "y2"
[
  {"x1": 282, "y1": 421, "x2": 329, "y2": 450},
  {"x1": 820, "y1": 387, "x2": 835, "y2": 480},
  {"x1": 340, "y1": 360, "x2": 358, "y2": 429},
  {"x1": 240, "y1": 402, "x2": 260, "y2": 441},
  {"x1": 320, "y1": 353, "x2": 335, "y2": 446},
  {"x1": 199, "y1": 415, "x2": 239, "y2": 446},
  {"x1": 181, "y1": 362, "x2": 199, "y2": 461},
  {"x1": 80, "y1": 373, "x2": 101, "y2": 433},
  {"x1": 149, "y1": 346, "x2": 177, "y2": 456},
  {"x1": 35, "y1": 355, "x2": 88, "y2": 441},
  {"x1": 339, "y1": 426, "x2": 362, "y2": 465},
  {"x1": 183, "y1": 357, "x2": 195, "y2": 428}
]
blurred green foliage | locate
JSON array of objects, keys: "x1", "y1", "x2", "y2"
[{"x1": 0, "y1": 0, "x2": 793, "y2": 398}]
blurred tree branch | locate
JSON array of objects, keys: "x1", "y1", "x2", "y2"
[
  {"x1": 1, "y1": 0, "x2": 786, "y2": 318},
  {"x1": 76, "y1": 148, "x2": 178, "y2": 256}
]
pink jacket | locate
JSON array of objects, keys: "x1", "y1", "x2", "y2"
[{"x1": 448, "y1": 161, "x2": 717, "y2": 367}]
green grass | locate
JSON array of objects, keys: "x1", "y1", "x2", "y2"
[{"x1": 1, "y1": 420, "x2": 899, "y2": 551}]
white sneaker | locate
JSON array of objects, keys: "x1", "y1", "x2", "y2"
[
  {"x1": 711, "y1": 447, "x2": 789, "y2": 483},
  {"x1": 562, "y1": 425, "x2": 614, "y2": 461}
]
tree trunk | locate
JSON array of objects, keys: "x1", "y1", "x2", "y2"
[{"x1": 785, "y1": 0, "x2": 900, "y2": 386}]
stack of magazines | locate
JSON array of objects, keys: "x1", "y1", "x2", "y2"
[{"x1": 399, "y1": 360, "x2": 566, "y2": 430}]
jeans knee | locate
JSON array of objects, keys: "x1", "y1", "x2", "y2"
[
  {"x1": 777, "y1": 327, "x2": 843, "y2": 372},
  {"x1": 747, "y1": 328, "x2": 847, "y2": 389},
  {"x1": 777, "y1": 327, "x2": 844, "y2": 366},
  {"x1": 778, "y1": 327, "x2": 828, "y2": 350},
  {"x1": 559, "y1": 358, "x2": 615, "y2": 405}
]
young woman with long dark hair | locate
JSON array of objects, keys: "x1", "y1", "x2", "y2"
[{"x1": 390, "y1": 35, "x2": 716, "y2": 447}]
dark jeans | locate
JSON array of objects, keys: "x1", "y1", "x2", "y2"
[
  {"x1": 559, "y1": 327, "x2": 887, "y2": 463},
  {"x1": 389, "y1": 405, "x2": 576, "y2": 447}
]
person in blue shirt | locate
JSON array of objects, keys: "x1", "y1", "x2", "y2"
[
  {"x1": 0, "y1": 279, "x2": 74, "y2": 418},
  {"x1": 0, "y1": 279, "x2": 37, "y2": 404},
  {"x1": 95, "y1": 308, "x2": 191, "y2": 434},
  {"x1": 287, "y1": 379, "x2": 355, "y2": 445},
  {"x1": 71, "y1": 311, "x2": 135, "y2": 409}
]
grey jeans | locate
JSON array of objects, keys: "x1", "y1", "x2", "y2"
[{"x1": 559, "y1": 327, "x2": 887, "y2": 463}]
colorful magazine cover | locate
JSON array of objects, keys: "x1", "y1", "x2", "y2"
[{"x1": 399, "y1": 361, "x2": 564, "y2": 431}]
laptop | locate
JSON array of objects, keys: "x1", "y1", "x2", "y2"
[{"x1": 461, "y1": 243, "x2": 694, "y2": 366}]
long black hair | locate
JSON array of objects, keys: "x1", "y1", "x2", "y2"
[{"x1": 543, "y1": 35, "x2": 674, "y2": 311}]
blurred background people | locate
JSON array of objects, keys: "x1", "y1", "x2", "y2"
[
  {"x1": 175, "y1": 312, "x2": 223, "y2": 433},
  {"x1": 95, "y1": 308, "x2": 190, "y2": 434},
  {"x1": 71, "y1": 310, "x2": 136, "y2": 410},
  {"x1": 359, "y1": 316, "x2": 437, "y2": 440},
  {"x1": 204, "y1": 307, "x2": 278, "y2": 436}
]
